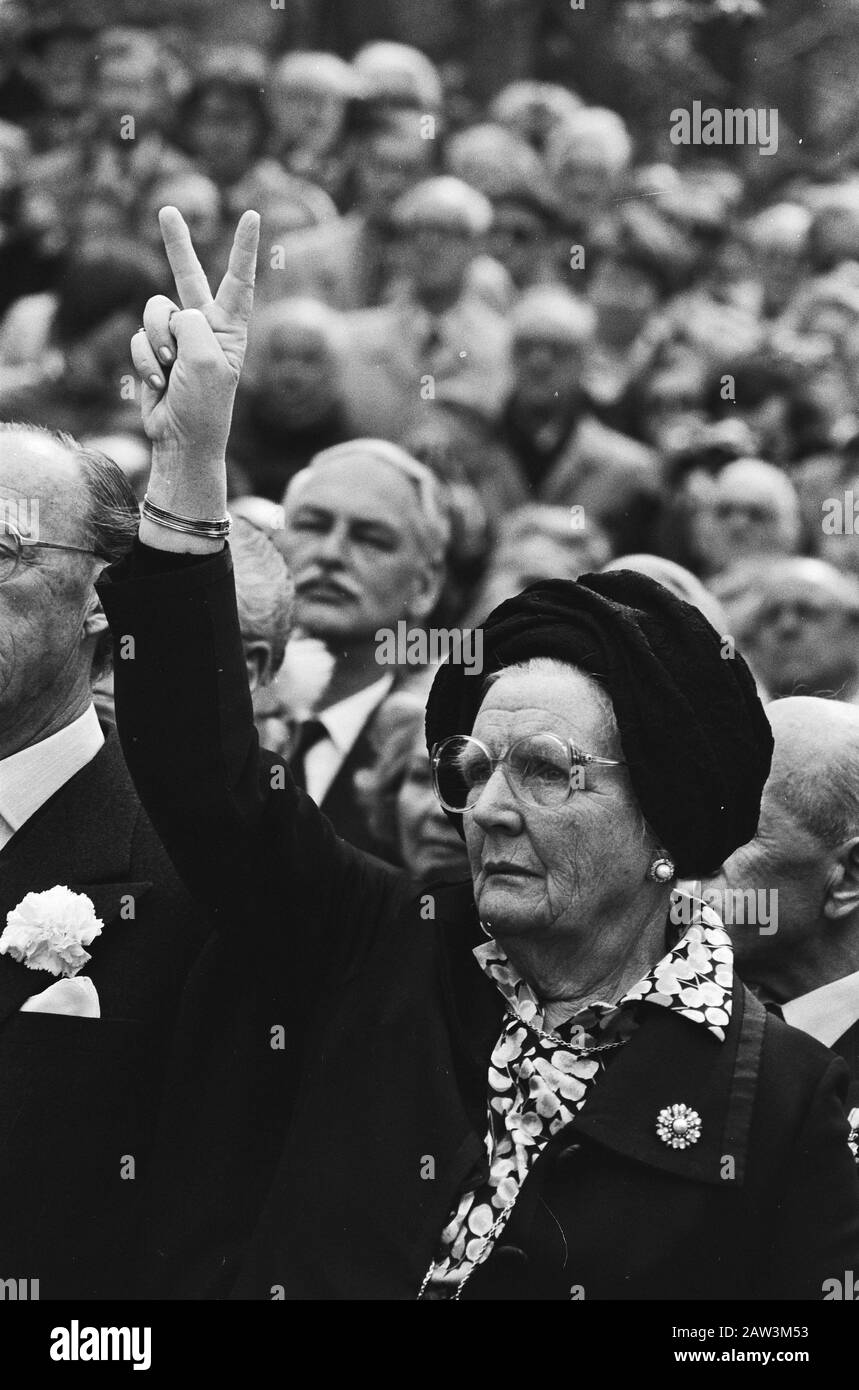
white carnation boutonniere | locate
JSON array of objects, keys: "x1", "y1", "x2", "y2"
[{"x1": 0, "y1": 886, "x2": 103, "y2": 978}]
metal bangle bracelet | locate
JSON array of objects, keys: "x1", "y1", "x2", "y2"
[{"x1": 142, "y1": 495, "x2": 231, "y2": 539}]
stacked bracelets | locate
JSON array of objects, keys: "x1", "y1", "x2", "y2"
[{"x1": 142, "y1": 495, "x2": 231, "y2": 540}]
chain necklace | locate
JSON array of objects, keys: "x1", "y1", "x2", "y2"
[{"x1": 416, "y1": 1017, "x2": 630, "y2": 1300}]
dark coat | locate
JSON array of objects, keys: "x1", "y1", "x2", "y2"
[
  {"x1": 98, "y1": 546, "x2": 859, "y2": 1300},
  {"x1": 833, "y1": 1017, "x2": 859, "y2": 1112},
  {"x1": 0, "y1": 736, "x2": 210, "y2": 1299}
]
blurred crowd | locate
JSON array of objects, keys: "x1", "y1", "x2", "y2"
[{"x1": 3, "y1": 0, "x2": 859, "y2": 874}]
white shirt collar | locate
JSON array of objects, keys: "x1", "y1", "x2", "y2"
[
  {"x1": 782, "y1": 969, "x2": 859, "y2": 1047},
  {"x1": 0, "y1": 705, "x2": 104, "y2": 841},
  {"x1": 317, "y1": 674, "x2": 394, "y2": 758},
  {"x1": 302, "y1": 674, "x2": 394, "y2": 807}
]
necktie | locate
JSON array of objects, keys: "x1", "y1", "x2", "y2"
[{"x1": 289, "y1": 718, "x2": 328, "y2": 793}]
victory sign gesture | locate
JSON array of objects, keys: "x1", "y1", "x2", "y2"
[{"x1": 131, "y1": 207, "x2": 260, "y2": 552}]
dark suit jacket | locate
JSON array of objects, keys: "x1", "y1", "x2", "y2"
[
  {"x1": 99, "y1": 545, "x2": 859, "y2": 1300},
  {"x1": 833, "y1": 1018, "x2": 859, "y2": 1111},
  {"x1": 312, "y1": 689, "x2": 405, "y2": 859},
  {"x1": 0, "y1": 735, "x2": 210, "y2": 1298}
]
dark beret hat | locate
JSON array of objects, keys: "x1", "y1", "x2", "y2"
[{"x1": 425, "y1": 571, "x2": 774, "y2": 877}]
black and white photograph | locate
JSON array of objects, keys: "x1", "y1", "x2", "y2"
[{"x1": 0, "y1": 0, "x2": 857, "y2": 1365}]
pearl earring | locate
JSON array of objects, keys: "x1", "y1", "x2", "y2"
[{"x1": 647, "y1": 853, "x2": 675, "y2": 884}]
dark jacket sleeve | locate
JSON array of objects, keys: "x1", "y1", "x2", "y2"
[
  {"x1": 761, "y1": 1053, "x2": 859, "y2": 1299},
  {"x1": 96, "y1": 541, "x2": 410, "y2": 990}
]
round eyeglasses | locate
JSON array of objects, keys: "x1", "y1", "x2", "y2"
[
  {"x1": 0, "y1": 518, "x2": 101, "y2": 584},
  {"x1": 431, "y1": 733, "x2": 626, "y2": 814}
]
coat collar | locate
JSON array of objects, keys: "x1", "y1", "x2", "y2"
[
  {"x1": 432, "y1": 883, "x2": 762, "y2": 1188},
  {"x1": 0, "y1": 736, "x2": 152, "y2": 1025}
]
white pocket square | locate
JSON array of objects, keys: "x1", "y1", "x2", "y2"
[{"x1": 19, "y1": 977, "x2": 100, "y2": 1018}]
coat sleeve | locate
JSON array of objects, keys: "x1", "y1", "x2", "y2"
[
  {"x1": 760, "y1": 1053, "x2": 859, "y2": 1299},
  {"x1": 96, "y1": 542, "x2": 410, "y2": 989}
]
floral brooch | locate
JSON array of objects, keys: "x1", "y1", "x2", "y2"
[{"x1": 656, "y1": 1102, "x2": 702, "y2": 1149}]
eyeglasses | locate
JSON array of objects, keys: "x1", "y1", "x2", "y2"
[
  {"x1": 431, "y1": 733, "x2": 626, "y2": 814},
  {"x1": 0, "y1": 518, "x2": 101, "y2": 584}
]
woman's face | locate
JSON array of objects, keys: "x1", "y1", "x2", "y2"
[
  {"x1": 464, "y1": 669, "x2": 650, "y2": 940},
  {"x1": 397, "y1": 729, "x2": 469, "y2": 882}
]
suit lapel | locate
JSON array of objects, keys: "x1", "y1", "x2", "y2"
[
  {"x1": 832, "y1": 1018, "x2": 859, "y2": 1107},
  {"x1": 0, "y1": 738, "x2": 152, "y2": 1025}
]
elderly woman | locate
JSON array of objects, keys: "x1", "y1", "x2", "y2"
[{"x1": 98, "y1": 211, "x2": 859, "y2": 1301}]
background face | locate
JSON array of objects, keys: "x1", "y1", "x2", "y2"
[
  {"x1": 257, "y1": 323, "x2": 338, "y2": 425},
  {"x1": 750, "y1": 580, "x2": 859, "y2": 697},
  {"x1": 512, "y1": 336, "x2": 583, "y2": 408},
  {"x1": 400, "y1": 223, "x2": 473, "y2": 297},
  {"x1": 706, "y1": 471, "x2": 794, "y2": 572},
  {"x1": 94, "y1": 52, "x2": 163, "y2": 128},
  {"x1": 464, "y1": 669, "x2": 648, "y2": 941},
  {"x1": 355, "y1": 123, "x2": 434, "y2": 216},
  {"x1": 282, "y1": 456, "x2": 430, "y2": 643},
  {"x1": 486, "y1": 205, "x2": 545, "y2": 287},
  {"x1": 707, "y1": 787, "x2": 827, "y2": 985},
  {"x1": 397, "y1": 728, "x2": 469, "y2": 881},
  {"x1": 272, "y1": 86, "x2": 344, "y2": 151},
  {"x1": 187, "y1": 91, "x2": 260, "y2": 181},
  {"x1": 588, "y1": 259, "x2": 659, "y2": 345}
]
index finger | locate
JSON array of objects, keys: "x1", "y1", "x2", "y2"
[
  {"x1": 159, "y1": 206, "x2": 213, "y2": 311},
  {"x1": 214, "y1": 210, "x2": 260, "y2": 324}
]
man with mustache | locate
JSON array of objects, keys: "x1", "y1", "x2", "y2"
[{"x1": 280, "y1": 438, "x2": 447, "y2": 856}]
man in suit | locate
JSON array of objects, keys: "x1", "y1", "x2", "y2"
[
  {"x1": 279, "y1": 438, "x2": 447, "y2": 856},
  {"x1": 341, "y1": 177, "x2": 512, "y2": 444},
  {"x1": 493, "y1": 287, "x2": 661, "y2": 554},
  {"x1": 0, "y1": 421, "x2": 210, "y2": 1296},
  {"x1": 706, "y1": 696, "x2": 859, "y2": 1148}
]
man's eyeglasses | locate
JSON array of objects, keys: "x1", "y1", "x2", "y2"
[
  {"x1": 431, "y1": 733, "x2": 626, "y2": 813},
  {"x1": 0, "y1": 519, "x2": 101, "y2": 584}
]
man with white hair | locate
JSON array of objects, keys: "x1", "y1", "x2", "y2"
[
  {"x1": 351, "y1": 41, "x2": 444, "y2": 113},
  {"x1": 493, "y1": 286, "x2": 659, "y2": 552},
  {"x1": 342, "y1": 176, "x2": 512, "y2": 440},
  {"x1": 698, "y1": 457, "x2": 803, "y2": 578},
  {"x1": 706, "y1": 697, "x2": 859, "y2": 1157},
  {"x1": 267, "y1": 51, "x2": 358, "y2": 195},
  {"x1": 0, "y1": 422, "x2": 209, "y2": 1296},
  {"x1": 545, "y1": 106, "x2": 633, "y2": 242},
  {"x1": 279, "y1": 439, "x2": 448, "y2": 855},
  {"x1": 742, "y1": 557, "x2": 859, "y2": 703}
]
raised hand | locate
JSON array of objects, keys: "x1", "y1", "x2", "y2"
[{"x1": 131, "y1": 207, "x2": 260, "y2": 550}]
